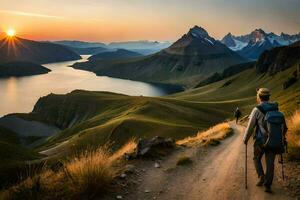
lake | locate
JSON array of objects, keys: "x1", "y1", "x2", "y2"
[{"x1": 0, "y1": 55, "x2": 182, "y2": 117}]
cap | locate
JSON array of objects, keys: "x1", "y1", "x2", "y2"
[{"x1": 256, "y1": 88, "x2": 271, "y2": 97}]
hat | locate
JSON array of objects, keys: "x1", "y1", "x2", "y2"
[{"x1": 256, "y1": 88, "x2": 271, "y2": 97}]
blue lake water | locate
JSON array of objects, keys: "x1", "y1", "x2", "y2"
[{"x1": 0, "y1": 55, "x2": 182, "y2": 116}]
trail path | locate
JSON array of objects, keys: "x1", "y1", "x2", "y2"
[{"x1": 126, "y1": 123, "x2": 295, "y2": 200}]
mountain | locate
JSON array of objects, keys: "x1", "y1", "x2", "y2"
[
  {"x1": 221, "y1": 33, "x2": 248, "y2": 51},
  {"x1": 237, "y1": 29, "x2": 278, "y2": 60},
  {"x1": 53, "y1": 40, "x2": 171, "y2": 55},
  {"x1": 2, "y1": 40, "x2": 300, "y2": 192},
  {"x1": 198, "y1": 41, "x2": 300, "y2": 88},
  {"x1": 72, "y1": 26, "x2": 247, "y2": 87},
  {"x1": 222, "y1": 29, "x2": 300, "y2": 60},
  {"x1": 108, "y1": 40, "x2": 171, "y2": 50},
  {"x1": 53, "y1": 40, "x2": 106, "y2": 48},
  {"x1": 68, "y1": 46, "x2": 108, "y2": 55},
  {"x1": 108, "y1": 40, "x2": 171, "y2": 55},
  {"x1": 256, "y1": 41, "x2": 300, "y2": 74},
  {"x1": 196, "y1": 61, "x2": 255, "y2": 87},
  {"x1": 52, "y1": 40, "x2": 109, "y2": 55},
  {"x1": 0, "y1": 37, "x2": 81, "y2": 64},
  {"x1": 88, "y1": 49, "x2": 143, "y2": 61},
  {"x1": 0, "y1": 61, "x2": 51, "y2": 77}
]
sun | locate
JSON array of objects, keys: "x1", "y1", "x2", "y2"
[{"x1": 6, "y1": 29, "x2": 16, "y2": 37}]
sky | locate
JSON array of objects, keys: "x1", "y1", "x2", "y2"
[{"x1": 0, "y1": 0, "x2": 299, "y2": 42}]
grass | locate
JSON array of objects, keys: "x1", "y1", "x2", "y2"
[
  {"x1": 287, "y1": 110, "x2": 300, "y2": 160},
  {"x1": 176, "y1": 156, "x2": 193, "y2": 166},
  {"x1": 176, "y1": 123, "x2": 233, "y2": 147},
  {"x1": 18, "y1": 90, "x2": 231, "y2": 156},
  {"x1": 12, "y1": 62, "x2": 298, "y2": 158},
  {"x1": 0, "y1": 126, "x2": 41, "y2": 188},
  {"x1": 170, "y1": 61, "x2": 300, "y2": 115},
  {"x1": 64, "y1": 147, "x2": 115, "y2": 197},
  {"x1": 2, "y1": 59, "x2": 299, "y2": 195},
  {"x1": 3, "y1": 140, "x2": 137, "y2": 200}
]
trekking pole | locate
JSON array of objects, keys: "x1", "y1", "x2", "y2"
[
  {"x1": 245, "y1": 144, "x2": 248, "y2": 189},
  {"x1": 281, "y1": 154, "x2": 285, "y2": 181}
]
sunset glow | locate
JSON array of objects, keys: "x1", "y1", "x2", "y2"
[
  {"x1": 6, "y1": 29, "x2": 16, "y2": 37},
  {"x1": 0, "y1": 0, "x2": 299, "y2": 42}
]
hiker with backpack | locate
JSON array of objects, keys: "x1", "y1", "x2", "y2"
[
  {"x1": 234, "y1": 107, "x2": 242, "y2": 124},
  {"x1": 243, "y1": 88, "x2": 288, "y2": 193}
]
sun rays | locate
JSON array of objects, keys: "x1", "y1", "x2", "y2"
[{"x1": 6, "y1": 29, "x2": 16, "y2": 37}]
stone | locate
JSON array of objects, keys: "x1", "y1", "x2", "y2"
[
  {"x1": 120, "y1": 173, "x2": 127, "y2": 178},
  {"x1": 154, "y1": 162, "x2": 160, "y2": 168},
  {"x1": 136, "y1": 136, "x2": 175, "y2": 158}
]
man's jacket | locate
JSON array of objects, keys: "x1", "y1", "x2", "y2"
[{"x1": 243, "y1": 102, "x2": 287, "y2": 144}]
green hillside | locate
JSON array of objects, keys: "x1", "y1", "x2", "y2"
[
  {"x1": 21, "y1": 90, "x2": 231, "y2": 154},
  {"x1": 0, "y1": 126, "x2": 40, "y2": 187},
  {"x1": 1, "y1": 48, "x2": 299, "y2": 190},
  {"x1": 171, "y1": 61, "x2": 300, "y2": 115},
  {"x1": 13, "y1": 58, "x2": 300, "y2": 156}
]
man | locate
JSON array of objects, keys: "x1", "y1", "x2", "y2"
[
  {"x1": 243, "y1": 88, "x2": 287, "y2": 193},
  {"x1": 234, "y1": 107, "x2": 242, "y2": 124}
]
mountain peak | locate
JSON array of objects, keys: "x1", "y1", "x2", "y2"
[
  {"x1": 226, "y1": 32, "x2": 233, "y2": 37},
  {"x1": 188, "y1": 26, "x2": 209, "y2": 38},
  {"x1": 221, "y1": 33, "x2": 236, "y2": 47},
  {"x1": 249, "y1": 29, "x2": 267, "y2": 44},
  {"x1": 253, "y1": 28, "x2": 266, "y2": 34}
]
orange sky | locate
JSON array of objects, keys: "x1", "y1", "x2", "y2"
[{"x1": 0, "y1": 0, "x2": 299, "y2": 42}]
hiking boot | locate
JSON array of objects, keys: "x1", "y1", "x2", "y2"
[
  {"x1": 264, "y1": 185, "x2": 272, "y2": 193},
  {"x1": 256, "y1": 176, "x2": 265, "y2": 187}
]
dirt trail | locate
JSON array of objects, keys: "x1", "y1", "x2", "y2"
[{"x1": 126, "y1": 123, "x2": 296, "y2": 200}]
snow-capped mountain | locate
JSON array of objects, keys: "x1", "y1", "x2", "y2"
[
  {"x1": 221, "y1": 33, "x2": 248, "y2": 51},
  {"x1": 222, "y1": 29, "x2": 300, "y2": 60},
  {"x1": 166, "y1": 25, "x2": 238, "y2": 56},
  {"x1": 73, "y1": 25, "x2": 247, "y2": 87}
]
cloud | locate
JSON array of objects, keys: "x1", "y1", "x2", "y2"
[{"x1": 0, "y1": 10, "x2": 63, "y2": 19}]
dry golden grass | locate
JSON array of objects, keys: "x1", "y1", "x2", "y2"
[
  {"x1": 65, "y1": 146, "x2": 115, "y2": 197},
  {"x1": 288, "y1": 110, "x2": 300, "y2": 146},
  {"x1": 177, "y1": 122, "x2": 233, "y2": 147},
  {"x1": 4, "y1": 140, "x2": 137, "y2": 200},
  {"x1": 287, "y1": 110, "x2": 300, "y2": 160},
  {"x1": 109, "y1": 139, "x2": 137, "y2": 162}
]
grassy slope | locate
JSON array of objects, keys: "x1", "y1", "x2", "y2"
[
  {"x1": 0, "y1": 126, "x2": 38, "y2": 162},
  {"x1": 26, "y1": 60, "x2": 299, "y2": 155},
  {"x1": 32, "y1": 90, "x2": 230, "y2": 154},
  {"x1": 171, "y1": 61, "x2": 300, "y2": 116},
  {"x1": 0, "y1": 126, "x2": 40, "y2": 187},
  {"x1": 72, "y1": 51, "x2": 246, "y2": 88}
]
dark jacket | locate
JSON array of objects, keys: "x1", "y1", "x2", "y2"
[{"x1": 243, "y1": 102, "x2": 287, "y2": 144}]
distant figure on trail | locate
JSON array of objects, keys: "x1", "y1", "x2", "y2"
[
  {"x1": 234, "y1": 107, "x2": 242, "y2": 124},
  {"x1": 243, "y1": 88, "x2": 288, "y2": 193}
]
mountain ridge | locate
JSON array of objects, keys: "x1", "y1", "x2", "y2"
[
  {"x1": 0, "y1": 37, "x2": 81, "y2": 64},
  {"x1": 221, "y1": 29, "x2": 300, "y2": 59},
  {"x1": 72, "y1": 25, "x2": 247, "y2": 87}
]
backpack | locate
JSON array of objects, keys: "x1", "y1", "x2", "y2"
[{"x1": 256, "y1": 104, "x2": 286, "y2": 154}]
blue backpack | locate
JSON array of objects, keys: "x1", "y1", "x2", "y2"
[{"x1": 256, "y1": 104, "x2": 286, "y2": 154}]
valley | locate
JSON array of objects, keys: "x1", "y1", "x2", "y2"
[
  {"x1": 0, "y1": 17, "x2": 299, "y2": 199},
  {"x1": 72, "y1": 26, "x2": 247, "y2": 87},
  {"x1": 0, "y1": 56, "x2": 182, "y2": 116}
]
